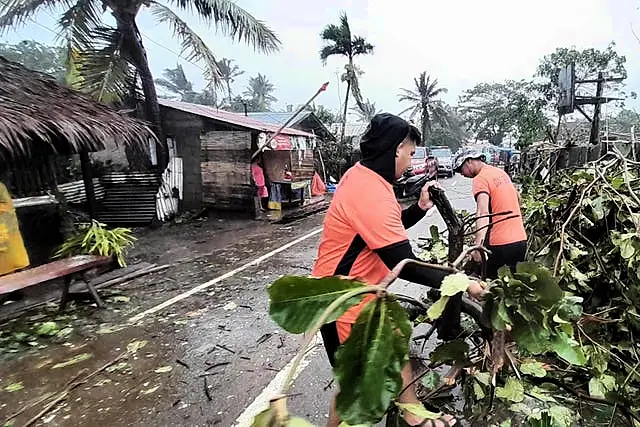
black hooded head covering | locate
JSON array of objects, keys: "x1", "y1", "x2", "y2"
[{"x1": 359, "y1": 113, "x2": 421, "y2": 183}]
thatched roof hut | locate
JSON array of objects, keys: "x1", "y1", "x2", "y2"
[{"x1": 0, "y1": 56, "x2": 155, "y2": 162}]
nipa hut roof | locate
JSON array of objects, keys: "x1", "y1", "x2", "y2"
[{"x1": 0, "y1": 56, "x2": 156, "y2": 161}]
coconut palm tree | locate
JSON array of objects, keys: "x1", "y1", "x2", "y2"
[
  {"x1": 155, "y1": 64, "x2": 197, "y2": 102},
  {"x1": 351, "y1": 98, "x2": 379, "y2": 123},
  {"x1": 0, "y1": 0, "x2": 280, "y2": 167},
  {"x1": 319, "y1": 12, "x2": 373, "y2": 142},
  {"x1": 217, "y1": 57, "x2": 244, "y2": 105},
  {"x1": 399, "y1": 72, "x2": 449, "y2": 144},
  {"x1": 243, "y1": 73, "x2": 277, "y2": 111}
]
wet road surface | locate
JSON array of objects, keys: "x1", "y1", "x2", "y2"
[{"x1": 0, "y1": 175, "x2": 474, "y2": 427}]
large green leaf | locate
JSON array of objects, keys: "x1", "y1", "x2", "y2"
[
  {"x1": 551, "y1": 332, "x2": 586, "y2": 366},
  {"x1": 426, "y1": 295, "x2": 449, "y2": 320},
  {"x1": 440, "y1": 273, "x2": 469, "y2": 296},
  {"x1": 429, "y1": 340, "x2": 469, "y2": 365},
  {"x1": 495, "y1": 377, "x2": 524, "y2": 403},
  {"x1": 588, "y1": 374, "x2": 616, "y2": 398},
  {"x1": 268, "y1": 276, "x2": 367, "y2": 333},
  {"x1": 334, "y1": 298, "x2": 411, "y2": 425},
  {"x1": 512, "y1": 320, "x2": 550, "y2": 354},
  {"x1": 515, "y1": 262, "x2": 563, "y2": 306},
  {"x1": 395, "y1": 402, "x2": 440, "y2": 419},
  {"x1": 520, "y1": 361, "x2": 547, "y2": 378}
]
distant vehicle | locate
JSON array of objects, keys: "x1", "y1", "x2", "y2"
[
  {"x1": 431, "y1": 146, "x2": 454, "y2": 178},
  {"x1": 410, "y1": 147, "x2": 438, "y2": 179}
]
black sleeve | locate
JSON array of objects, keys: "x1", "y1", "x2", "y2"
[
  {"x1": 401, "y1": 203, "x2": 427, "y2": 229},
  {"x1": 375, "y1": 240, "x2": 449, "y2": 288}
]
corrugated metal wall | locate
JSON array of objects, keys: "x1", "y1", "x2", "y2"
[
  {"x1": 95, "y1": 172, "x2": 160, "y2": 225},
  {"x1": 57, "y1": 179, "x2": 106, "y2": 204}
]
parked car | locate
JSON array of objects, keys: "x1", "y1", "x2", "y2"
[
  {"x1": 410, "y1": 146, "x2": 438, "y2": 179},
  {"x1": 431, "y1": 146, "x2": 454, "y2": 178}
]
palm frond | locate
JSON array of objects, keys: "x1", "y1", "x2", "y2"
[
  {"x1": 0, "y1": 0, "x2": 55, "y2": 32},
  {"x1": 398, "y1": 105, "x2": 418, "y2": 117},
  {"x1": 351, "y1": 36, "x2": 373, "y2": 56},
  {"x1": 151, "y1": 2, "x2": 223, "y2": 88},
  {"x1": 217, "y1": 57, "x2": 243, "y2": 80},
  {"x1": 73, "y1": 26, "x2": 137, "y2": 104},
  {"x1": 319, "y1": 12, "x2": 354, "y2": 62},
  {"x1": 398, "y1": 88, "x2": 420, "y2": 103},
  {"x1": 155, "y1": 77, "x2": 181, "y2": 94},
  {"x1": 57, "y1": 0, "x2": 103, "y2": 57},
  {"x1": 165, "y1": 0, "x2": 280, "y2": 53},
  {"x1": 320, "y1": 44, "x2": 346, "y2": 63}
]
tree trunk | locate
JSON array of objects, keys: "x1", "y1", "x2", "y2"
[
  {"x1": 227, "y1": 80, "x2": 233, "y2": 105},
  {"x1": 122, "y1": 16, "x2": 168, "y2": 169},
  {"x1": 340, "y1": 78, "x2": 351, "y2": 144},
  {"x1": 421, "y1": 107, "x2": 429, "y2": 146}
]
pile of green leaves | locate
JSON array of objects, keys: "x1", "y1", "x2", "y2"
[
  {"x1": 519, "y1": 155, "x2": 640, "y2": 424},
  {"x1": 54, "y1": 220, "x2": 136, "y2": 267}
]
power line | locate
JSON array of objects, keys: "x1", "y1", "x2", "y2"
[{"x1": 138, "y1": 30, "x2": 209, "y2": 75}]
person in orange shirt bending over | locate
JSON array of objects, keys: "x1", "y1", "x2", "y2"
[
  {"x1": 452, "y1": 148, "x2": 527, "y2": 278},
  {"x1": 313, "y1": 113, "x2": 484, "y2": 427}
]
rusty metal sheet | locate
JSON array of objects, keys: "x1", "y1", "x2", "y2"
[{"x1": 0, "y1": 255, "x2": 112, "y2": 294}]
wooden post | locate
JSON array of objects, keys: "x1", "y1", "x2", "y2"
[
  {"x1": 79, "y1": 150, "x2": 96, "y2": 219},
  {"x1": 589, "y1": 72, "x2": 604, "y2": 145}
]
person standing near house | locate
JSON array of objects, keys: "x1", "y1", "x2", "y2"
[
  {"x1": 313, "y1": 113, "x2": 485, "y2": 427},
  {"x1": 0, "y1": 180, "x2": 29, "y2": 276},
  {"x1": 453, "y1": 148, "x2": 527, "y2": 278},
  {"x1": 251, "y1": 159, "x2": 269, "y2": 208}
]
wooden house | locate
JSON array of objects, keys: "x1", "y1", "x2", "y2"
[
  {"x1": 158, "y1": 99, "x2": 317, "y2": 214},
  {"x1": 0, "y1": 56, "x2": 155, "y2": 264}
]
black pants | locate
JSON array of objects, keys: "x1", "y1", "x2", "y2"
[{"x1": 486, "y1": 240, "x2": 527, "y2": 279}]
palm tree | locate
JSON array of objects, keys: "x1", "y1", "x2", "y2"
[
  {"x1": 319, "y1": 12, "x2": 373, "y2": 142},
  {"x1": 0, "y1": 0, "x2": 280, "y2": 167},
  {"x1": 399, "y1": 72, "x2": 449, "y2": 144},
  {"x1": 155, "y1": 64, "x2": 197, "y2": 102},
  {"x1": 217, "y1": 58, "x2": 244, "y2": 105},
  {"x1": 243, "y1": 73, "x2": 277, "y2": 111},
  {"x1": 351, "y1": 98, "x2": 379, "y2": 123}
]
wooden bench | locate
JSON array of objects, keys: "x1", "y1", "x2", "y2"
[{"x1": 0, "y1": 255, "x2": 113, "y2": 310}]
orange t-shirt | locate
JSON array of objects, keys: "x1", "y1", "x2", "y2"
[
  {"x1": 312, "y1": 163, "x2": 408, "y2": 332},
  {"x1": 472, "y1": 165, "x2": 527, "y2": 246}
]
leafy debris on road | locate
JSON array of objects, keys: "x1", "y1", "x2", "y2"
[
  {"x1": 52, "y1": 353, "x2": 92, "y2": 369},
  {"x1": 4, "y1": 382, "x2": 24, "y2": 392}
]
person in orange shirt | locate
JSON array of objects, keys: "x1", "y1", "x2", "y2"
[
  {"x1": 453, "y1": 148, "x2": 527, "y2": 278},
  {"x1": 313, "y1": 114, "x2": 484, "y2": 427}
]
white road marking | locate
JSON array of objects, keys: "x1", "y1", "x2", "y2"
[
  {"x1": 128, "y1": 227, "x2": 323, "y2": 323},
  {"x1": 233, "y1": 334, "x2": 323, "y2": 427}
]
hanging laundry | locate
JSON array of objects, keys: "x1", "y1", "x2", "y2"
[{"x1": 268, "y1": 183, "x2": 282, "y2": 210}]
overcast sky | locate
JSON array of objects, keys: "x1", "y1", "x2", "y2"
[{"x1": 3, "y1": 0, "x2": 640, "y2": 120}]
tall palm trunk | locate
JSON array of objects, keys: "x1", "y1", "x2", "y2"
[
  {"x1": 226, "y1": 80, "x2": 233, "y2": 104},
  {"x1": 118, "y1": 13, "x2": 167, "y2": 168},
  {"x1": 421, "y1": 104, "x2": 430, "y2": 146},
  {"x1": 340, "y1": 65, "x2": 352, "y2": 144}
]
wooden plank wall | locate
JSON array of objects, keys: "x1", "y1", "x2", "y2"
[
  {"x1": 291, "y1": 149, "x2": 315, "y2": 181},
  {"x1": 201, "y1": 131, "x2": 253, "y2": 210},
  {"x1": 263, "y1": 149, "x2": 315, "y2": 182},
  {"x1": 262, "y1": 150, "x2": 290, "y2": 182}
]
